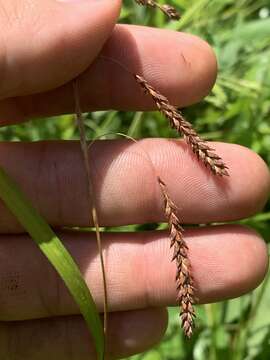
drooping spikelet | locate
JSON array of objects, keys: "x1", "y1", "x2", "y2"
[
  {"x1": 134, "y1": 0, "x2": 180, "y2": 20},
  {"x1": 158, "y1": 177, "x2": 196, "y2": 338},
  {"x1": 135, "y1": 74, "x2": 229, "y2": 176}
]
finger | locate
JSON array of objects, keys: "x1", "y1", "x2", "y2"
[
  {"x1": 0, "y1": 26, "x2": 217, "y2": 124},
  {"x1": 0, "y1": 140, "x2": 269, "y2": 232},
  {"x1": 0, "y1": 308, "x2": 167, "y2": 359},
  {"x1": 0, "y1": 225, "x2": 267, "y2": 320},
  {"x1": 0, "y1": 0, "x2": 121, "y2": 99}
]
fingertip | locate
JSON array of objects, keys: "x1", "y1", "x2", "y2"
[
  {"x1": 219, "y1": 143, "x2": 270, "y2": 218},
  {"x1": 172, "y1": 33, "x2": 218, "y2": 105},
  {"x1": 109, "y1": 308, "x2": 168, "y2": 359},
  {"x1": 191, "y1": 225, "x2": 269, "y2": 303},
  {"x1": 221, "y1": 225, "x2": 269, "y2": 298},
  {"x1": 240, "y1": 226, "x2": 269, "y2": 289},
  {"x1": 140, "y1": 30, "x2": 218, "y2": 107},
  {"x1": 244, "y1": 147, "x2": 270, "y2": 211}
]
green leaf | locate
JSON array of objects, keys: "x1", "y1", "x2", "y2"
[{"x1": 0, "y1": 166, "x2": 104, "y2": 359}]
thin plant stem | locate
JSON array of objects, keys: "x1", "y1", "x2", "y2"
[{"x1": 73, "y1": 80, "x2": 108, "y2": 353}]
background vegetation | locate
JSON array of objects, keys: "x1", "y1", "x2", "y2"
[{"x1": 0, "y1": 0, "x2": 269, "y2": 359}]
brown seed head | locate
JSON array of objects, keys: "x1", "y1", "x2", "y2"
[
  {"x1": 134, "y1": 0, "x2": 181, "y2": 20},
  {"x1": 158, "y1": 177, "x2": 196, "y2": 338},
  {"x1": 135, "y1": 74, "x2": 229, "y2": 177},
  {"x1": 160, "y1": 4, "x2": 181, "y2": 20}
]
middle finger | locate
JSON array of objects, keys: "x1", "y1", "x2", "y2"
[{"x1": 0, "y1": 139, "x2": 268, "y2": 232}]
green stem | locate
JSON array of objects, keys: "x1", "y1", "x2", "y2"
[{"x1": 205, "y1": 304, "x2": 218, "y2": 360}]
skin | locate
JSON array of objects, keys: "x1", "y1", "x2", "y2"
[{"x1": 0, "y1": 0, "x2": 269, "y2": 358}]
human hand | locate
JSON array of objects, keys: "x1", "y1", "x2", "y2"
[{"x1": 0, "y1": 0, "x2": 269, "y2": 359}]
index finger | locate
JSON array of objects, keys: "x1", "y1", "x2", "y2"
[{"x1": 0, "y1": 26, "x2": 217, "y2": 124}]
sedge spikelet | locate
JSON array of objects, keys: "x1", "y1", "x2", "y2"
[
  {"x1": 158, "y1": 177, "x2": 196, "y2": 338},
  {"x1": 135, "y1": 74, "x2": 229, "y2": 176},
  {"x1": 134, "y1": 0, "x2": 180, "y2": 20}
]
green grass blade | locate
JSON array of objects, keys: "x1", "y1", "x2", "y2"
[{"x1": 0, "y1": 166, "x2": 104, "y2": 360}]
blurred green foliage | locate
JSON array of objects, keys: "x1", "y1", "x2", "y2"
[
  {"x1": 123, "y1": 1, "x2": 270, "y2": 360},
  {"x1": 0, "y1": 0, "x2": 269, "y2": 359}
]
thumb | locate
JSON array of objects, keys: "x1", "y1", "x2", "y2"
[{"x1": 0, "y1": 0, "x2": 121, "y2": 99}]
